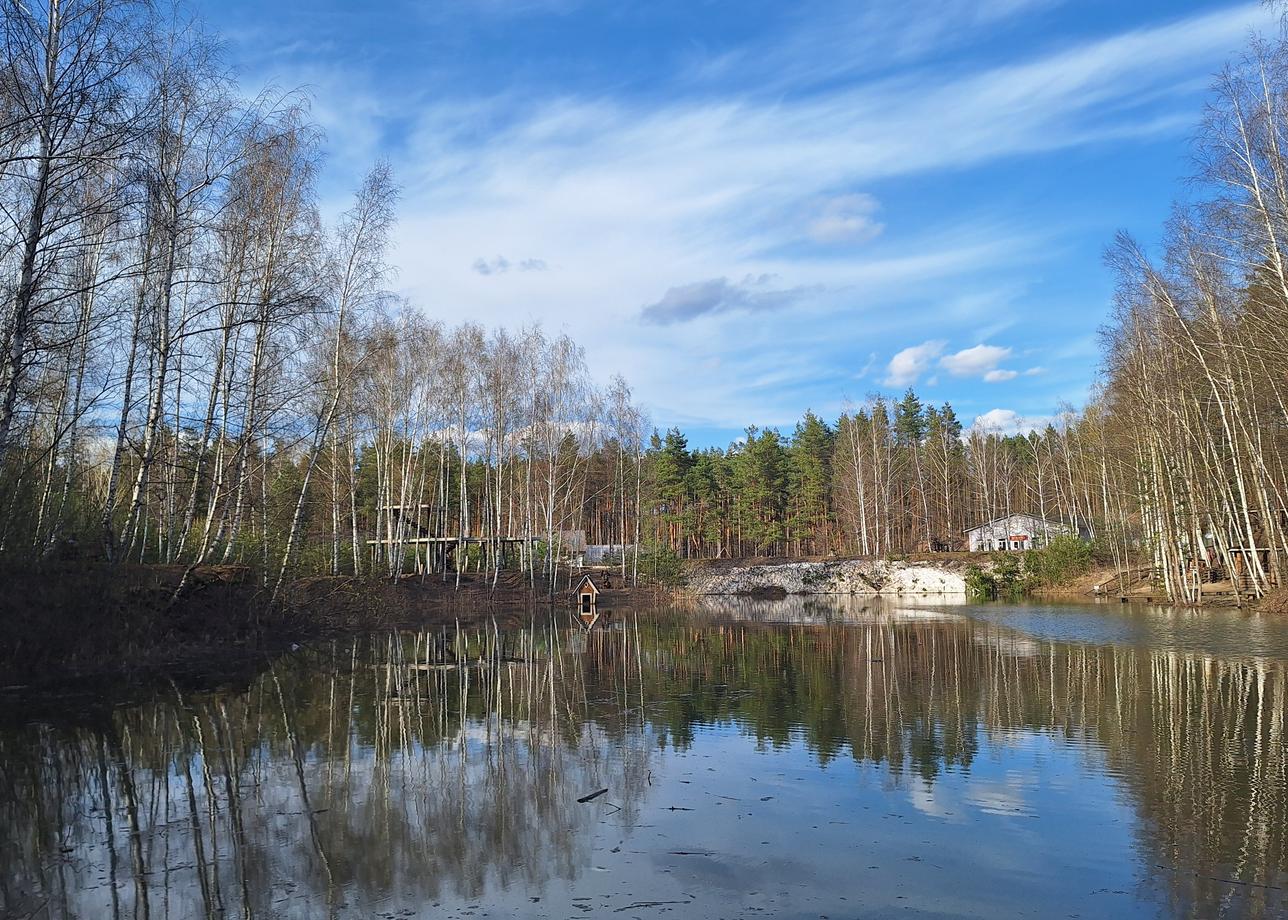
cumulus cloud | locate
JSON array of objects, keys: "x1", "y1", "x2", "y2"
[
  {"x1": 640, "y1": 274, "x2": 819, "y2": 325},
  {"x1": 984, "y1": 368, "x2": 1018, "y2": 382},
  {"x1": 472, "y1": 255, "x2": 548, "y2": 275},
  {"x1": 885, "y1": 340, "x2": 946, "y2": 387},
  {"x1": 972, "y1": 408, "x2": 1050, "y2": 434},
  {"x1": 808, "y1": 193, "x2": 883, "y2": 244},
  {"x1": 940, "y1": 343, "x2": 1012, "y2": 377}
]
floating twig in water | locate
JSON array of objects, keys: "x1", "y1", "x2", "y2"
[{"x1": 577, "y1": 788, "x2": 609, "y2": 803}]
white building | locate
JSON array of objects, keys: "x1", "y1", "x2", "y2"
[
  {"x1": 965, "y1": 513, "x2": 1075, "y2": 552},
  {"x1": 584, "y1": 544, "x2": 632, "y2": 565}
]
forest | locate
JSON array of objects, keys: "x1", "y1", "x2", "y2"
[{"x1": 0, "y1": 0, "x2": 1285, "y2": 606}]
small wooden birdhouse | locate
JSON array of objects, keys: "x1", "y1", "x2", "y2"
[{"x1": 573, "y1": 574, "x2": 600, "y2": 612}]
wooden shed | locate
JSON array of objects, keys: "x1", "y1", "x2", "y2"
[{"x1": 1228, "y1": 546, "x2": 1278, "y2": 592}]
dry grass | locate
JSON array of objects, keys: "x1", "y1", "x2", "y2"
[{"x1": 1260, "y1": 588, "x2": 1288, "y2": 615}]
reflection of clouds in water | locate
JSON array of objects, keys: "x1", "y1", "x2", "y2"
[
  {"x1": 890, "y1": 607, "x2": 969, "y2": 622},
  {"x1": 972, "y1": 630, "x2": 1043, "y2": 658},
  {"x1": 966, "y1": 776, "x2": 1037, "y2": 819},
  {"x1": 911, "y1": 765, "x2": 1037, "y2": 821},
  {"x1": 909, "y1": 765, "x2": 1038, "y2": 823},
  {"x1": 909, "y1": 778, "x2": 965, "y2": 821}
]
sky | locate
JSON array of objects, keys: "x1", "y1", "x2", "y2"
[{"x1": 207, "y1": 0, "x2": 1278, "y2": 448}]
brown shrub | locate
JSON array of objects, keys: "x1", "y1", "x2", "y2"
[{"x1": 1260, "y1": 588, "x2": 1288, "y2": 615}]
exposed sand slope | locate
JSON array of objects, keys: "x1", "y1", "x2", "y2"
[{"x1": 686, "y1": 559, "x2": 968, "y2": 596}]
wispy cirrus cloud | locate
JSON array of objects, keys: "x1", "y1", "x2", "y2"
[
  {"x1": 807, "y1": 194, "x2": 884, "y2": 244},
  {"x1": 229, "y1": 0, "x2": 1276, "y2": 437}
]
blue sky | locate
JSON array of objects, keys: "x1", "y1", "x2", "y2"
[{"x1": 209, "y1": 0, "x2": 1275, "y2": 447}]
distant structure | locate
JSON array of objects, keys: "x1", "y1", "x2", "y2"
[
  {"x1": 560, "y1": 530, "x2": 635, "y2": 566},
  {"x1": 583, "y1": 544, "x2": 632, "y2": 565},
  {"x1": 367, "y1": 504, "x2": 530, "y2": 573},
  {"x1": 573, "y1": 574, "x2": 600, "y2": 612},
  {"x1": 965, "y1": 513, "x2": 1077, "y2": 552}
]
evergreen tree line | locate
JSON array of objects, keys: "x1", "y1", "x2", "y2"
[{"x1": 641, "y1": 395, "x2": 1104, "y2": 563}]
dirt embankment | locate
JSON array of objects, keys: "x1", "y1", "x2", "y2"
[
  {"x1": 1031, "y1": 567, "x2": 1125, "y2": 600},
  {"x1": 0, "y1": 563, "x2": 659, "y2": 693},
  {"x1": 684, "y1": 556, "x2": 973, "y2": 596},
  {"x1": 1034, "y1": 566, "x2": 1282, "y2": 608}
]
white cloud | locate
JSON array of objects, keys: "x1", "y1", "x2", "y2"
[
  {"x1": 1022, "y1": 366, "x2": 1044, "y2": 376},
  {"x1": 972, "y1": 408, "x2": 1050, "y2": 434},
  {"x1": 941, "y1": 344, "x2": 1012, "y2": 377},
  {"x1": 886, "y1": 340, "x2": 946, "y2": 387},
  {"x1": 984, "y1": 368, "x2": 1019, "y2": 382},
  {"x1": 807, "y1": 193, "x2": 883, "y2": 244}
]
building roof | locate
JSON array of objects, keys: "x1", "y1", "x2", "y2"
[{"x1": 963, "y1": 514, "x2": 1072, "y2": 534}]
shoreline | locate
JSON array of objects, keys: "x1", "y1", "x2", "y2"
[
  {"x1": 6, "y1": 556, "x2": 1280, "y2": 703},
  {"x1": 0, "y1": 562, "x2": 663, "y2": 699}
]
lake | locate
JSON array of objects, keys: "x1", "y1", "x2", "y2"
[{"x1": 2, "y1": 597, "x2": 1286, "y2": 918}]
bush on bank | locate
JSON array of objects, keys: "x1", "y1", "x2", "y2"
[{"x1": 966, "y1": 536, "x2": 1096, "y2": 600}]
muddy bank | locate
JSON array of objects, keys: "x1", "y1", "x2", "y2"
[
  {"x1": 0, "y1": 563, "x2": 657, "y2": 695},
  {"x1": 1032, "y1": 566, "x2": 1272, "y2": 608},
  {"x1": 685, "y1": 557, "x2": 969, "y2": 596}
]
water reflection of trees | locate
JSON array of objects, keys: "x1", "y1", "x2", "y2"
[
  {"x1": 630, "y1": 610, "x2": 1287, "y2": 915},
  {"x1": 0, "y1": 611, "x2": 1284, "y2": 917},
  {"x1": 0, "y1": 622, "x2": 658, "y2": 918}
]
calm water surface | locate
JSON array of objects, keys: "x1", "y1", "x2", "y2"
[{"x1": 2, "y1": 598, "x2": 1286, "y2": 919}]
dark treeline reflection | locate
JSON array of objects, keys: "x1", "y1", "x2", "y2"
[{"x1": 1, "y1": 607, "x2": 1285, "y2": 917}]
